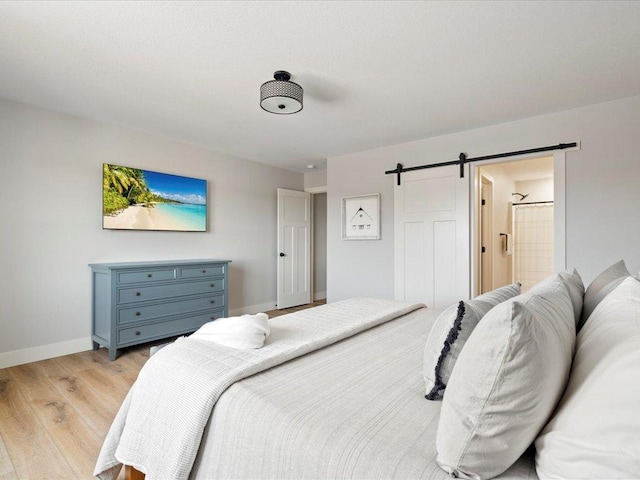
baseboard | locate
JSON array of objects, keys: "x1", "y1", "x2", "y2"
[
  {"x1": 0, "y1": 336, "x2": 93, "y2": 369},
  {"x1": 0, "y1": 299, "x2": 312, "y2": 368},
  {"x1": 314, "y1": 292, "x2": 327, "y2": 301},
  {"x1": 229, "y1": 300, "x2": 277, "y2": 316}
]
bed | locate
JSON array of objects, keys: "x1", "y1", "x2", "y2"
[{"x1": 95, "y1": 262, "x2": 640, "y2": 480}]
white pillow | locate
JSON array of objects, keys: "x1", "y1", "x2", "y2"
[
  {"x1": 529, "y1": 269, "x2": 584, "y2": 327},
  {"x1": 558, "y1": 268, "x2": 584, "y2": 326},
  {"x1": 190, "y1": 313, "x2": 270, "y2": 349},
  {"x1": 423, "y1": 283, "x2": 520, "y2": 400},
  {"x1": 535, "y1": 276, "x2": 640, "y2": 478},
  {"x1": 578, "y1": 259, "x2": 630, "y2": 331},
  {"x1": 436, "y1": 280, "x2": 575, "y2": 479}
]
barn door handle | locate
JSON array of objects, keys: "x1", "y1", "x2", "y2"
[{"x1": 279, "y1": 252, "x2": 286, "y2": 257}]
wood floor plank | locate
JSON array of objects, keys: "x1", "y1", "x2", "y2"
[
  {"x1": 0, "y1": 301, "x2": 322, "y2": 479},
  {"x1": 87, "y1": 346, "x2": 147, "y2": 385},
  {"x1": 0, "y1": 431, "x2": 18, "y2": 480},
  {"x1": 65, "y1": 347, "x2": 142, "y2": 379},
  {"x1": 0, "y1": 368, "x2": 76, "y2": 479},
  {"x1": 9, "y1": 363, "x2": 103, "y2": 479},
  {"x1": 35, "y1": 357, "x2": 127, "y2": 437},
  {"x1": 53, "y1": 352, "x2": 136, "y2": 398}
]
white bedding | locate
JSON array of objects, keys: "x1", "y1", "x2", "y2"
[
  {"x1": 190, "y1": 307, "x2": 538, "y2": 480},
  {"x1": 94, "y1": 298, "x2": 424, "y2": 480}
]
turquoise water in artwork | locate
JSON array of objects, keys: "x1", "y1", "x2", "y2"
[{"x1": 156, "y1": 203, "x2": 206, "y2": 231}]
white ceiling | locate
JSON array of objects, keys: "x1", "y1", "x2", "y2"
[
  {"x1": 1, "y1": 1, "x2": 639, "y2": 173},
  {"x1": 505, "y1": 157, "x2": 553, "y2": 182},
  {"x1": 482, "y1": 156, "x2": 554, "y2": 182}
]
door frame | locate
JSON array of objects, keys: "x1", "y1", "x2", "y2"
[
  {"x1": 277, "y1": 185, "x2": 328, "y2": 307},
  {"x1": 276, "y1": 188, "x2": 312, "y2": 309},
  {"x1": 470, "y1": 144, "x2": 579, "y2": 296},
  {"x1": 479, "y1": 175, "x2": 494, "y2": 293},
  {"x1": 304, "y1": 185, "x2": 328, "y2": 302}
]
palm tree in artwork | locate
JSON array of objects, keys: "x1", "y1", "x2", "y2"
[
  {"x1": 123, "y1": 168, "x2": 147, "y2": 202},
  {"x1": 103, "y1": 164, "x2": 149, "y2": 204},
  {"x1": 104, "y1": 164, "x2": 130, "y2": 195}
]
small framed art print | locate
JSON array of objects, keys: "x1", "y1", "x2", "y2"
[{"x1": 342, "y1": 193, "x2": 380, "y2": 240}]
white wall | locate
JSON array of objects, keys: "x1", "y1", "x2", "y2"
[
  {"x1": 0, "y1": 98, "x2": 302, "y2": 366},
  {"x1": 327, "y1": 157, "x2": 396, "y2": 300},
  {"x1": 304, "y1": 170, "x2": 327, "y2": 191},
  {"x1": 516, "y1": 178, "x2": 554, "y2": 203},
  {"x1": 327, "y1": 95, "x2": 640, "y2": 302}
]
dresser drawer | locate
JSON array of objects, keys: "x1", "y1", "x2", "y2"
[
  {"x1": 179, "y1": 264, "x2": 225, "y2": 279},
  {"x1": 118, "y1": 278, "x2": 225, "y2": 304},
  {"x1": 91, "y1": 259, "x2": 231, "y2": 360},
  {"x1": 117, "y1": 294, "x2": 224, "y2": 324},
  {"x1": 117, "y1": 268, "x2": 176, "y2": 285},
  {"x1": 117, "y1": 310, "x2": 224, "y2": 345}
]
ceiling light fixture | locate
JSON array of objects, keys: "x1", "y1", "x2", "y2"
[{"x1": 260, "y1": 70, "x2": 303, "y2": 114}]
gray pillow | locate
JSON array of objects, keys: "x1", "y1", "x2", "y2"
[
  {"x1": 422, "y1": 283, "x2": 520, "y2": 400},
  {"x1": 436, "y1": 280, "x2": 575, "y2": 479},
  {"x1": 578, "y1": 260, "x2": 630, "y2": 331}
]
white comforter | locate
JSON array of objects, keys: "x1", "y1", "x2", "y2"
[
  {"x1": 190, "y1": 307, "x2": 538, "y2": 480},
  {"x1": 94, "y1": 298, "x2": 424, "y2": 480}
]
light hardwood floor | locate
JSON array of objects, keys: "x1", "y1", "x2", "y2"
[{"x1": 0, "y1": 300, "x2": 325, "y2": 479}]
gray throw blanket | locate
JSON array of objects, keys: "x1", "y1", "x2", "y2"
[{"x1": 94, "y1": 298, "x2": 424, "y2": 480}]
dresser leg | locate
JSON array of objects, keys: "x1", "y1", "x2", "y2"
[
  {"x1": 92, "y1": 341, "x2": 100, "y2": 351},
  {"x1": 109, "y1": 348, "x2": 118, "y2": 361}
]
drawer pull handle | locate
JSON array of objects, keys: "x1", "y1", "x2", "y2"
[
  {"x1": 210, "y1": 284, "x2": 215, "y2": 288},
  {"x1": 210, "y1": 300, "x2": 215, "y2": 304},
  {"x1": 147, "y1": 273, "x2": 153, "y2": 278},
  {"x1": 136, "y1": 292, "x2": 141, "y2": 296},
  {"x1": 210, "y1": 316, "x2": 216, "y2": 320},
  {"x1": 135, "y1": 331, "x2": 141, "y2": 336},
  {"x1": 202, "y1": 270, "x2": 207, "y2": 273},
  {"x1": 135, "y1": 311, "x2": 141, "y2": 316}
]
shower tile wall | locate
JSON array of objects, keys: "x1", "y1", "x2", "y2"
[{"x1": 513, "y1": 203, "x2": 554, "y2": 292}]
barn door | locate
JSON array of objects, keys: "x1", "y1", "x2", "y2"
[
  {"x1": 277, "y1": 188, "x2": 311, "y2": 309},
  {"x1": 394, "y1": 165, "x2": 470, "y2": 308}
]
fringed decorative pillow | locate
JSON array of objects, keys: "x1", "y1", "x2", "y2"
[
  {"x1": 422, "y1": 283, "x2": 520, "y2": 400},
  {"x1": 436, "y1": 280, "x2": 575, "y2": 479}
]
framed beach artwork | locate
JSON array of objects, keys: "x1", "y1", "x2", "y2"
[
  {"x1": 342, "y1": 193, "x2": 380, "y2": 240},
  {"x1": 102, "y1": 164, "x2": 207, "y2": 232}
]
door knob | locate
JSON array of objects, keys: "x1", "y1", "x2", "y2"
[{"x1": 279, "y1": 252, "x2": 286, "y2": 257}]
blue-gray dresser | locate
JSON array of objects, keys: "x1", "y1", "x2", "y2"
[{"x1": 90, "y1": 259, "x2": 231, "y2": 360}]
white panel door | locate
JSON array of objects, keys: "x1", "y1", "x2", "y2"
[
  {"x1": 394, "y1": 165, "x2": 470, "y2": 308},
  {"x1": 277, "y1": 188, "x2": 311, "y2": 309}
]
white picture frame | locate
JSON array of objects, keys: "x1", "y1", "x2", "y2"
[{"x1": 342, "y1": 193, "x2": 381, "y2": 240}]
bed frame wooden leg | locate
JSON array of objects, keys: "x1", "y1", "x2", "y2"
[{"x1": 125, "y1": 465, "x2": 146, "y2": 480}]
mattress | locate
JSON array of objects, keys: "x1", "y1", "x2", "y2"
[{"x1": 190, "y1": 307, "x2": 538, "y2": 479}]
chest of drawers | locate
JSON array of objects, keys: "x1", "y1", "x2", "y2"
[{"x1": 89, "y1": 259, "x2": 231, "y2": 360}]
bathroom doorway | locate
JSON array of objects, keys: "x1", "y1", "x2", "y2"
[{"x1": 476, "y1": 156, "x2": 554, "y2": 294}]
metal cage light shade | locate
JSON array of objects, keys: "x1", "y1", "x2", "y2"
[{"x1": 260, "y1": 71, "x2": 303, "y2": 114}]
